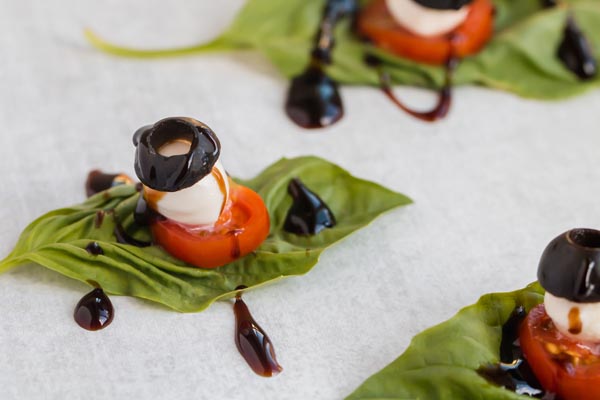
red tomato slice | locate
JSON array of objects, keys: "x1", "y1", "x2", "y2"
[
  {"x1": 151, "y1": 183, "x2": 270, "y2": 269},
  {"x1": 357, "y1": 0, "x2": 495, "y2": 65},
  {"x1": 520, "y1": 304, "x2": 600, "y2": 400}
]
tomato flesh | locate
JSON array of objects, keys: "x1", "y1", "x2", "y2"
[
  {"x1": 151, "y1": 184, "x2": 270, "y2": 269},
  {"x1": 357, "y1": 0, "x2": 495, "y2": 65},
  {"x1": 520, "y1": 304, "x2": 600, "y2": 400}
]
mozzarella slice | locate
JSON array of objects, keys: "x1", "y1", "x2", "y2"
[
  {"x1": 544, "y1": 292, "x2": 600, "y2": 342},
  {"x1": 145, "y1": 139, "x2": 230, "y2": 226},
  {"x1": 385, "y1": 0, "x2": 470, "y2": 37}
]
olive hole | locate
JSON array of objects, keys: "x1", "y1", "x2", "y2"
[
  {"x1": 568, "y1": 228, "x2": 600, "y2": 249},
  {"x1": 148, "y1": 119, "x2": 195, "y2": 155}
]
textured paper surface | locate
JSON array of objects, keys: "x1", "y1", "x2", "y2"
[{"x1": 2, "y1": 1, "x2": 600, "y2": 399}]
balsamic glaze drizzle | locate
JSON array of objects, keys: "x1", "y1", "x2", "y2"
[
  {"x1": 85, "y1": 170, "x2": 132, "y2": 198},
  {"x1": 365, "y1": 51, "x2": 458, "y2": 122},
  {"x1": 542, "y1": 1, "x2": 597, "y2": 80},
  {"x1": 285, "y1": 0, "x2": 357, "y2": 129},
  {"x1": 229, "y1": 229, "x2": 243, "y2": 259},
  {"x1": 85, "y1": 242, "x2": 104, "y2": 256},
  {"x1": 477, "y1": 306, "x2": 553, "y2": 398},
  {"x1": 283, "y1": 178, "x2": 336, "y2": 235},
  {"x1": 557, "y1": 15, "x2": 597, "y2": 80},
  {"x1": 74, "y1": 286, "x2": 114, "y2": 331},
  {"x1": 133, "y1": 194, "x2": 162, "y2": 226},
  {"x1": 113, "y1": 221, "x2": 152, "y2": 248},
  {"x1": 94, "y1": 210, "x2": 105, "y2": 229},
  {"x1": 95, "y1": 209, "x2": 152, "y2": 248},
  {"x1": 234, "y1": 287, "x2": 282, "y2": 377}
]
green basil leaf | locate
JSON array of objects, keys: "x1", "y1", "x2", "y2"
[
  {"x1": 86, "y1": 0, "x2": 600, "y2": 100},
  {"x1": 0, "y1": 156, "x2": 411, "y2": 312},
  {"x1": 345, "y1": 282, "x2": 544, "y2": 400}
]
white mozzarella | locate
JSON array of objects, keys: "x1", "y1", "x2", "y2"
[
  {"x1": 385, "y1": 0, "x2": 470, "y2": 37},
  {"x1": 544, "y1": 292, "x2": 600, "y2": 342},
  {"x1": 148, "y1": 140, "x2": 230, "y2": 226},
  {"x1": 149, "y1": 160, "x2": 229, "y2": 226}
]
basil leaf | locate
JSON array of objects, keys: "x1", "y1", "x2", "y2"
[
  {"x1": 346, "y1": 283, "x2": 544, "y2": 400},
  {"x1": 86, "y1": 0, "x2": 600, "y2": 99},
  {"x1": 0, "y1": 156, "x2": 411, "y2": 312}
]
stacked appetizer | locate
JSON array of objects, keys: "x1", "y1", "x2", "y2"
[
  {"x1": 133, "y1": 117, "x2": 270, "y2": 268},
  {"x1": 348, "y1": 228, "x2": 600, "y2": 399},
  {"x1": 521, "y1": 228, "x2": 600, "y2": 400},
  {"x1": 358, "y1": 0, "x2": 494, "y2": 64},
  {"x1": 87, "y1": 0, "x2": 600, "y2": 127}
]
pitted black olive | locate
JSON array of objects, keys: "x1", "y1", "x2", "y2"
[
  {"x1": 538, "y1": 228, "x2": 600, "y2": 303},
  {"x1": 413, "y1": 0, "x2": 472, "y2": 10},
  {"x1": 133, "y1": 117, "x2": 220, "y2": 192}
]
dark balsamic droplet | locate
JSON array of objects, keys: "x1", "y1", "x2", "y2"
[
  {"x1": 567, "y1": 307, "x2": 582, "y2": 334},
  {"x1": 133, "y1": 193, "x2": 161, "y2": 226},
  {"x1": 134, "y1": 194, "x2": 151, "y2": 226},
  {"x1": 499, "y1": 306, "x2": 527, "y2": 362},
  {"x1": 103, "y1": 209, "x2": 152, "y2": 247},
  {"x1": 477, "y1": 306, "x2": 547, "y2": 397},
  {"x1": 557, "y1": 15, "x2": 597, "y2": 80},
  {"x1": 363, "y1": 53, "x2": 383, "y2": 68},
  {"x1": 229, "y1": 229, "x2": 243, "y2": 259},
  {"x1": 113, "y1": 220, "x2": 152, "y2": 248},
  {"x1": 94, "y1": 211, "x2": 105, "y2": 229},
  {"x1": 541, "y1": 0, "x2": 558, "y2": 7},
  {"x1": 74, "y1": 288, "x2": 114, "y2": 331},
  {"x1": 324, "y1": 0, "x2": 358, "y2": 18},
  {"x1": 234, "y1": 290, "x2": 282, "y2": 377},
  {"x1": 283, "y1": 178, "x2": 336, "y2": 235},
  {"x1": 284, "y1": 0, "x2": 356, "y2": 129},
  {"x1": 285, "y1": 66, "x2": 344, "y2": 129},
  {"x1": 85, "y1": 242, "x2": 104, "y2": 255},
  {"x1": 85, "y1": 170, "x2": 133, "y2": 198}
]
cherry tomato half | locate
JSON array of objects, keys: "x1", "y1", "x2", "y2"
[
  {"x1": 151, "y1": 184, "x2": 270, "y2": 269},
  {"x1": 520, "y1": 304, "x2": 600, "y2": 400},
  {"x1": 357, "y1": 0, "x2": 495, "y2": 65}
]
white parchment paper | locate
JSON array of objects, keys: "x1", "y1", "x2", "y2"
[{"x1": 1, "y1": 1, "x2": 600, "y2": 399}]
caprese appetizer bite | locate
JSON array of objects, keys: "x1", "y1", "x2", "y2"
[
  {"x1": 347, "y1": 228, "x2": 600, "y2": 399},
  {"x1": 87, "y1": 0, "x2": 599, "y2": 129},
  {"x1": 358, "y1": 0, "x2": 494, "y2": 65},
  {"x1": 520, "y1": 228, "x2": 600, "y2": 400},
  {"x1": 132, "y1": 117, "x2": 270, "y2": 268},
  {"x1": 286, "y1": 0, "x2": 495, "y2": 126}
]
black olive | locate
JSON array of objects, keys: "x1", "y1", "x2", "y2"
[
  {"x1": 133, "y1": 117, "x2": 220, "y2": 192},
  {"x1": 538, "y1": 228, "x2": 600, "y2": 303}
]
